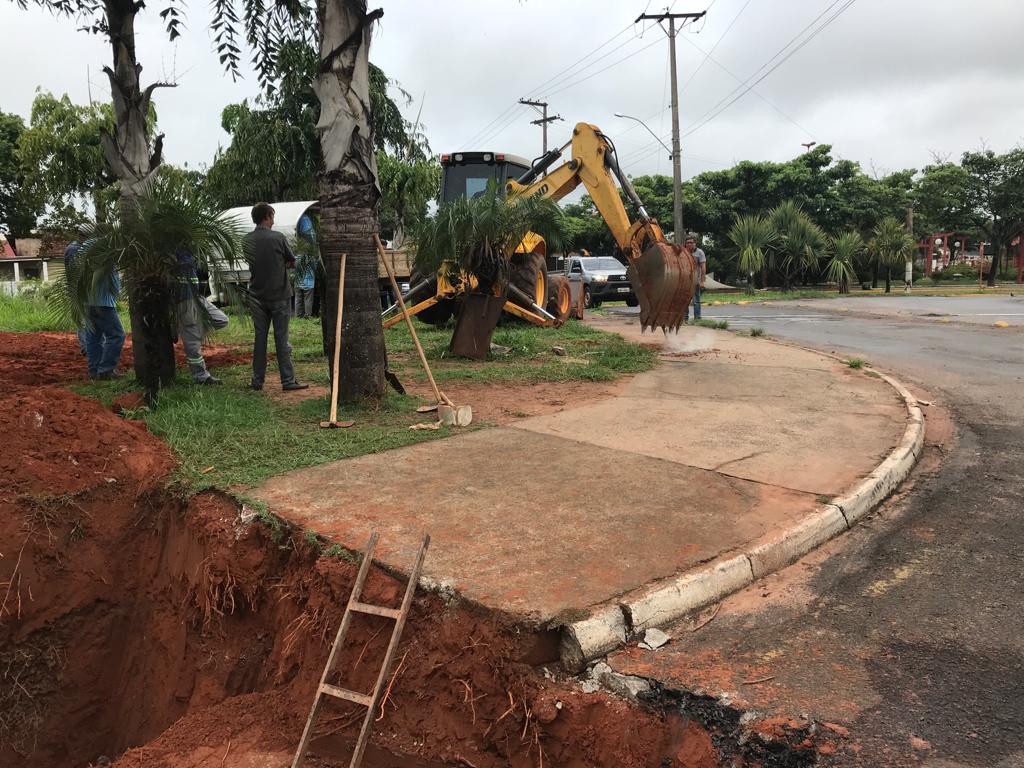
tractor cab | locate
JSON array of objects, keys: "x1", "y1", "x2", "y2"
[{"x1": 439, "y1": 152, "x2": 532, "y2": 203}]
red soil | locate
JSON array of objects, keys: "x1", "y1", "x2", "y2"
[
  {"x1": 0, "y1": 331, "x2": 737, "y2": 768},
  {"x1": 0, "y1": 331, "x2": 252, "y2": 387}
]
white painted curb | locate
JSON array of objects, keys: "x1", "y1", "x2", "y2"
[{"x1": 560, "y1": 359, "x2": 926, "y2": 671}]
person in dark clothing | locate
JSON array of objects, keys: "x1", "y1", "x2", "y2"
[{"x1": 244, "y1": 202, "x2": 308, "y2": 391}]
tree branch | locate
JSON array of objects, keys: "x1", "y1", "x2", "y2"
[{"x1": 150, "y1": 133, "x2": 165, "y2": 171}]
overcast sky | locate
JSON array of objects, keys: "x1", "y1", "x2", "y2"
[{"x1": 3, "y1": 0, "x2": 1024, "y2": 185}]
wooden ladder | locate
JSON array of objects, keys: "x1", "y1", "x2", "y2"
[{"x1": 291, "y1": 531, "x2": 430, "y2": 768}]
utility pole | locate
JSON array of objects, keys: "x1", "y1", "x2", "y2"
[
  {"x1": 635, "y1": 8, "x2": 706, "y2": 243},
  {"x1": 519, "y1": 98, "x2": 562, "y2": 154},
  {"x1": 905, "y1": 205, "x2": 914, "y2": 293}
]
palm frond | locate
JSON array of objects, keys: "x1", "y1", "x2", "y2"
[{"x1": 411, "y1": 182, "x2": 566, "y2": 289}]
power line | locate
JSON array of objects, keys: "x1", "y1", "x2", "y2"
[
  {"x1": 619, "y1": 0, "x2": 855, "y2": 166},
  {"x1": 679, "y1": 0, "x2": 754, "y2": 93},
  {"x1": 461, "y1": 102, "x2": 521, "y2": 148},
  {"x1": 680, "y1": 33, "x2": 816, "y2": 138},
  {"x1": 681, "y1": 0, "x2": 857, "y2": 139},
  {"x1": 458, "y1": 20, "x2": 632, "y2": 148},
  {"x1": 540, "y1": 35, "x2": 664, "y2": 99}
]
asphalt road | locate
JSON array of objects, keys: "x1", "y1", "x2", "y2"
[{"x1": 608, "y1": 300, "x2": 1024, "y2": 767}]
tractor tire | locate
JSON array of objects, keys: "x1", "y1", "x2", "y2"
[
  {"x1": 408, "y1": 269, "x2": 456, "y2": 326},
  {"x1": 546, "y1": 275, "x2": 573, "y2": 325},
  {"x1": 508, "y1": 251, "x2": 548, "y2": 315}
]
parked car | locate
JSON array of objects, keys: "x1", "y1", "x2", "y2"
[{"x1": 568, "y1": 255, "x2": 637, "y2": 308}]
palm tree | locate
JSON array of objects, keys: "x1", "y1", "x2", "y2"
[
  {"x1": 827, "y1": 231, "x2": 864, "y2": 294},
  {"x1": 769, "y1": 201, "x2": 826, "y2": 289},
  {"x1": 313, "y1": 2, "x2": 390, "y2": 402},
  {"x1": 870, "y1": 216, "x2": 916, "y2": 293},
  {"x1": 413, "y1": 182, "x2": 565, "y2": 291},
  {"x1": 727, "y1": 214, "x2": 776, "y2": 295},
  {"x1": 59, "y1": 178, "x2": 243, "y2": 404}
]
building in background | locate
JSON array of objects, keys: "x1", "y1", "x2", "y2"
[{"x1": 0, "y1": 234, "x2": 69, "y2": 296}]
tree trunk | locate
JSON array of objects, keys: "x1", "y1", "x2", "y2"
[
  {"x1": 872, "y1": 262, "x2": 878, "y2": 289},
  {"x1": 314, "y1": 0, "x2": 386, "y2": 401},
  {"x1": 130, "y1": 278, "x2": 176, "y2": 405},
  {"x1": 320, "y1": 188, "x2": 386, "y2": 400},
  {"x1": 885, "y1": 268, "x2": 891, "y2": 293},
  {"x1": 988, "y1": 244, "x2": 1004, "y2": 287},
  {"x1": 101, "y1": 0, "x2": 175, "y2": 391}
]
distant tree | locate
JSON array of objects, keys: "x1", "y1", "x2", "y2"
[
  {"x1": 960, "y1": 148, "x2": 1024, "y2": 286},
  {"x1": 769, "y1": 201, "x2": 826, "y2": 289},
  {"x1": 0, "y1": 111, "x2": 40, "y2": 244},
  {"x1": 827, "y1": 231, "x2": 864, "y2": 294},
  {"x1": 911, "y1": 162, "x2": 975, "y2": 238},
  {"x1": 377, "y1": 152, "x2": 439, "y2": 247},
  {"x1": 727, "y1": 214, "x2": 775, "y2": 294},
  {"x1": 14, "y1": 92, "x2": 120, "y2": 229},
  {"x1": 561, "y1": 196, "x2": 618, "y2": 255},
  {"x1": 870, "y1": 216, "x2": 915, "y2": 293}
]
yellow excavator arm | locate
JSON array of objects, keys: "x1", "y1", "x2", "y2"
[{"x1": 506, "y1": 123, "x2": 695, "y2": 332}]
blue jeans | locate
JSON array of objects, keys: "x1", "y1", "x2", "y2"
[
  {"x1": 686, "y1": 285, "x2": 702, "y2": 321},
  {"x1": 84, "y1": 306, "x2": 126, "y2": 375}
]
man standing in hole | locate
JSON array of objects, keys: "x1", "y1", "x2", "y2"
[
  {"x1": 684, "y1": 235, "x2": 706, "y2": 322},
  {"x1": 245, "y1": 202, "x2": 309, "y2": 391}
]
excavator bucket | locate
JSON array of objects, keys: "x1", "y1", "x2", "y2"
[{"x1": 627, "y1": 242, "x2": 697, "y2": 333}]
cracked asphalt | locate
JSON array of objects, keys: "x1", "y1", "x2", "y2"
[{"x1": 608, "y1": 298, "x2": 1024, "y2": 767}]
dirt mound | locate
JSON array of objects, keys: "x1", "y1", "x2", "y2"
[
  {"x1": 0, "y1": 388, "x2": 172, "y2": 497},
  {"x1": 0, "y1": 332, "x2": 91, "y2": 386},
  {"x1": 0, "y1": 332, "x2": 253, "y2": 387}
]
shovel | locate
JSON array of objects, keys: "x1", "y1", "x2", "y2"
[
  {"x1": 320, "y1": 253, "x2": 355, "y2": 429},
  {"x1": 374, "y1": 234, "x2": 472, "y2": 426}
]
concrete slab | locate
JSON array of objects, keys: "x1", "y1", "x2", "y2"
[
  {"x1": 254, "y1": 427, "x2": 816, "y2": 623},
  {"x1": 514, "y1": 357, "x2": 904, "y2": 497},
  {"x1": 251, "y1": 316, "x2": 907, "y2": 631}
]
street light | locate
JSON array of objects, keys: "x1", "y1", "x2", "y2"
[
  {"x1": 614, "y1": 111, "x2": 682, "y2": 242},
  {"x1": 614, "y1": 113, "x2": 673, "y2": 159}
]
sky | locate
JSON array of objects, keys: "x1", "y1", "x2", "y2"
[{"x1": 3, "y1": 0, "x2": 1024, "y2": 186}]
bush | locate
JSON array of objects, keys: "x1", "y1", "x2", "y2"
[{"x1": 929, "y1": 262, "x2": 979, "y2": 282}]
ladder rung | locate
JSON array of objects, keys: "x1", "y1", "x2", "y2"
[
  {"x1": 320, "y1": 683, "x2": 372, "y2": 707},
  {"x1": 349, "y1": 601, "x2": 401, "y2": 619}
]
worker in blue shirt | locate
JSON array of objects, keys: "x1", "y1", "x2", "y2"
[
  {"x1": 83, "y1": 254, "x2": 125, "y2": 380},
  {"x1": 294, "y1": 213, "x2": 317, "y2": 318}
]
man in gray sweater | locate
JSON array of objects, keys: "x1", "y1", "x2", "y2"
[{"x1": 244, "y1": 202, "x2": 308, "y2": 391}]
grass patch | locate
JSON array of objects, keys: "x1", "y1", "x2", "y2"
[
  {"x1": 706, "y1": 289, "x2": 834, "y2": 304},
  {"x1": 749, "y1": 327, "x2": 765, "y2": 337},
  {"x1": 844, "y1": 358, "x2": 866, "y2": 369},
  {"x1": 384, "y1": 318, "x2": 656, "y2": 386},
  {"x1": 689, "y1": 318, "x2": 729, "y2": 330},
  {"x1": 0, "y1": 292, "x2": 74, "y2": 332},
  {"x1": 68, "y1": 313, "x2": 653, "y2": 490},
  {"x1": 77, "y1": 369, "x2": 453, "y2": 489}
]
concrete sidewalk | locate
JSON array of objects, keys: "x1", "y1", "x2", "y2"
[{"x1": 253, "y1": 316, "x2": 908, "y2": 632}]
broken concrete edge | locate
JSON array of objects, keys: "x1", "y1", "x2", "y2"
[{"x1": 559, "y1": 353, "x2": 926, "y2": 673}]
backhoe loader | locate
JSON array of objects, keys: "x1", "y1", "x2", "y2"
[{"x1": 381, "y1": 122, "x2": 696, "y2": 334}]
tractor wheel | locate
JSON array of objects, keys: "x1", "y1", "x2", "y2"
[
  {"x1": 546, "y1": 275, "x2": 573, "y2": 325},
  {"x1": 508, "y1": 252, "x2": 548, "y2": 315},
  {"x1": 408, "y1": 269, "x2": 456, "y2": 326}
]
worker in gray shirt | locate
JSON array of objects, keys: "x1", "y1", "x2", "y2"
[
  {"x1": 244, "y1": 202, "x2": 308, "y2": 391},
  {"x1": 684, "y1": 235, "x2": 707, "y2": 321}
]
